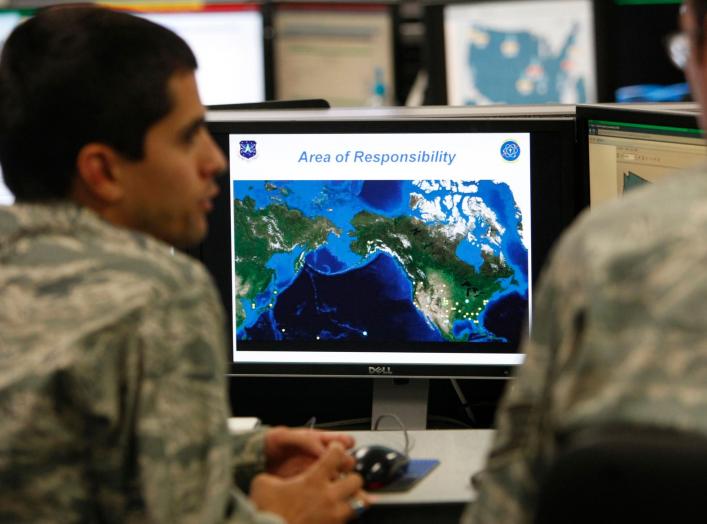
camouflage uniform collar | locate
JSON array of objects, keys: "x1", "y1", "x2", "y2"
[{"x1": 0, "y1": 201, "x2": 117, "y2": 240}]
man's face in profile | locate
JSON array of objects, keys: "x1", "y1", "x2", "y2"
[{"x1": 112, "y1": 71, "x2": 226, "y2": 248}]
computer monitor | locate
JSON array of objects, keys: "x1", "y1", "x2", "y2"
[
  {"x1": 577, "y1": 105, "x2": 707, "y2": 209},
  {"x1": 0, "y1": 9, "x2": 23, "y2": 45},
  {"x1": 0, "y1": 168, "x2": 13, "y2": 206},
  {"x1": 271, "y1": 2, "x2": 397, "y2": 107},
  {"x1": 0, "y1": 8, "x2": 18, "y2": 205},
  {"x1": 203, "y1": 114, "x2": 580, "y2": 427},
  {"x1": 132, "y1": 4, "x2": 267, "y2": 106},
  {"x1": 424, "y1": 0, "x2": 600, "y2": 105},
  {"x1": 603, "y1": 0, "x2": 685, "y2": 101}
]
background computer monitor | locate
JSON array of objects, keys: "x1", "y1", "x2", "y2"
[
  {"x1": 133, "y1": 4, "x2": 267, "y2": 106},
  {"x1": 424, "y1": 0, "x2": 601, "y2": 105},
  {"x1": 0, "y1": 8, "x2": 19, "y2": 205},
  {"x1": 603, "y1": 0, "x2": 686, "y2": 101},
  {"x1": 270, "y1": 2, "x2": 397, "y2": 106},
  {"x1": 202, "y1": 113, "x2": 580, "y2": 427},
  {"x1": 0, "y1": 9, "x2": 23, "y2": 44},
  {"x1": 0, "y1": 168, "x2": 13, "y2": 206},
  {"x1": 577, "y1": 105, "x2": 706, "y2": 209}
]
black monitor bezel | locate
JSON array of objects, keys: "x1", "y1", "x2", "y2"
[
  {"x1": 422, "y1": 0, "x2": 610, "y2": 105},
  {"x1": 575, "y1": 104, "x2": 702, "y2": 210},
  {"x1": 202, "y1": 117, "x2": 580, "y2": 378},
  {"x1": 601, "y1": 0, "x2": 685, "y2": 101}
]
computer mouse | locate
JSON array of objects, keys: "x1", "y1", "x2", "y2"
[{"x1": 352, "y1": 445, "x2": 410, "y2": 490}]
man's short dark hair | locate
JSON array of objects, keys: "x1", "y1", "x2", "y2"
[
  {"x1": 691, "y1": 0, "x2": 707, "y2": 44},
  {"x1": 0, "y1": 6, "x2": 197, "y2": 201}
]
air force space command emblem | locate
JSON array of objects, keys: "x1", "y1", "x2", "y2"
[
  {"x1": 500, "y1": 140, "x2": 521, "y2": 162},
  {"x1": 239, "y1": 140, "x2": 257, "y2": 160}
]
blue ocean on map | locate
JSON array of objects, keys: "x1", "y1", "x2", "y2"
[
  {"x1": 234, "y1": 179, "x2": 529, "y2": 348},
  {"x1": 244, "y1": 252, "x2": 443, "y2": 342}
]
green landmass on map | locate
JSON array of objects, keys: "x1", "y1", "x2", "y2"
[
  {"x1": 349, "y1": 211, "x2": 513, "y2": 340},
  {"x1": 233, "y1": 196, "x2": 340, "y2": 326}
]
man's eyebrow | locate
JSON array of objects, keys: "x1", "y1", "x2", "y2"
[{"x1": 179, "y1": 115, "x2": 207, "y2": 141}]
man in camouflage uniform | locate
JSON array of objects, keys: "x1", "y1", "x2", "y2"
[
  {"x1": 463, "y1": 1, "x2": 707, "y2": 522},
  {"x1": 0, "y1": 7, "x2": 366, "y2": 523}
]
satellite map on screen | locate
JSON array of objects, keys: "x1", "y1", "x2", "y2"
[{"x1": 233, "y1": 179, "x2": 529, "y2": 348}]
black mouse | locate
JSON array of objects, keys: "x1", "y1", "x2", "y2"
[{"x1": 352, "y1": 445, "x2": 410, "y2": 490}]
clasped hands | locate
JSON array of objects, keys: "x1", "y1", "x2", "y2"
[{"x1": 250, "y1": 426, "x2": 372, "y2": 524}]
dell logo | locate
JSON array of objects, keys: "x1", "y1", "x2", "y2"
[{"x1": 368, "y1": 366, "x2": 393, "y2": 375}]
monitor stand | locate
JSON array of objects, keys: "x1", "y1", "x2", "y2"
[{"x1": 371, "y1": 378, "x2": 429, "y2": 430}]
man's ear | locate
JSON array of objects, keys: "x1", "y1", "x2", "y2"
[{"x1": 75, "y1": 143, "x2": 125, "y2": 203}]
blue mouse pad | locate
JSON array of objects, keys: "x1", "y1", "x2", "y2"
[{"x1": 372, "y1": 459, "x2": 440, "y2": 493}]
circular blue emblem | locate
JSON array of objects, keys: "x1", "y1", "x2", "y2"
[{"x1": 500, "y1": 140, "x2": 521, "y2": 162}]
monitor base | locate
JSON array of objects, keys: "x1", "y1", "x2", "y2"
[{"x1": 371, "y1": 378, "x2": 429, "y2": 430}]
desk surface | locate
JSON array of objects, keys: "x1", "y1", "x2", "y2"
[{"x1": 349, "y1": 429, "x2": 494, "y2": 505}]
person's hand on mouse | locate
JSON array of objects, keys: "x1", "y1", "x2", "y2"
[
  {"x1": 264, "y1": 426, "x2": 356, "y2": 478},
  {"x1": 251, "y1": 442, "x2": 371, "y2": 524}
]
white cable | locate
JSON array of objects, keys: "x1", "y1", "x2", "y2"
[{"x1": 373, "y1": 413, "x2": 410, "y2": 455}]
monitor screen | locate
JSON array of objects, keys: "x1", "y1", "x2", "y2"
[
  {"x1": 134, "y1": 5, "x2": 266, "y2": 106},
  {"x1": 204, "y1": 117, "x2": 580, "y2": 377},
  {"x1": 605, "y1": 0, "x2": 685, "y2": 100},
  {"x1": 1, "y1": 10, "x2": 34, "y2": 206},
  {"x1": 0, "y1": 9, "x2": 17, "y2": 206},
  {"x1": 426, "y1": 0, "x2": 597, "y2": 105},
  {"x1": 0, "y1": 167, "x2": 13, "y2": 206},
  {"x1": 271, "y1": 3, "x2": 396, "y2": 107},
  {"x1": 578, "y1": 106, "x2": 707, "y2": 208},
  {"x1": 0, "y1": 10, "x2": 22, "y2": 45}
]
